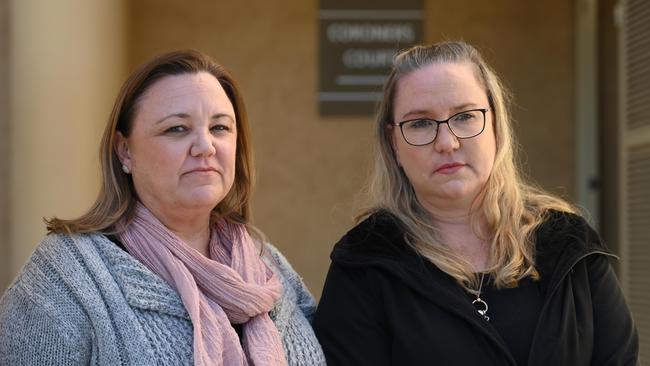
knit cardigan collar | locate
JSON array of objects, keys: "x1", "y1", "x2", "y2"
[{"x1": 92, "y1": 233, "x2": 295, "y2": 326}]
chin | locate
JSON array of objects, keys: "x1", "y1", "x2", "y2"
[
  {"x1": 433, "y1": 184, "x2": 478, "y2": 202},
  {"x1": 182, "y1": 189, "x2": 226, "y2": 209}
]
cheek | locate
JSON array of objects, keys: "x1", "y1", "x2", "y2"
[
  {"x1": 482, "y1": 154, "x2": 495, "y2": 180},
  {"x1": 396, "y1": 145, "x2": 431, "y2": 179},
  {"x1": 137, "y1": 143, "x2": 183, "y2": 169},
  {"x1": 392, "y1": 130, "x2": 417, "y2": 167},
  {"x1": 131, "y1": 142, "x2": 186, "y2": 189},
  {"x1": 217, "y1": 138, "x2": 238, "y2": 172},
  {"x1": 476, "y1": 132, "x2": 497, "y2": 177}
]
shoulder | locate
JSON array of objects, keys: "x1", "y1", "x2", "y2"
[
  {"x1": 342, "y1": 210, "x2": 404, "y2": 245},
  {"x1": 535, "y1": 210, "x2": 608, "y2": 253},
  {"x1": 4, "y1": 232, "x2": 133, "y2": 308},
  {"x1": 263, "y1": 243, "x2": 315, "y2": 310},
  {"x1": 0, "y1": 234, "x2": 104, "y2": 352},
  {"x1": 26, "y1": 232, "x2": 120, "y2": 262},
  {"x1": 262, "y1": 244, "x2": 326, "y2": 363},
  {"x1": 263, "y1": 243, "x2": 304, "y2": 289},
  {"x1": 330, "y1": 210, "x2": 412, "y2": 265},
  {"x1": 534, "y1": 210, "x2": 613, "y2": 280},
  {"x1": 10, "y1": 233, "x2": 99, "y2": 287}
]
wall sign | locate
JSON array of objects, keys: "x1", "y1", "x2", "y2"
[{"x1": 319, "y1": 0, "x2": 423, "y2": 116}]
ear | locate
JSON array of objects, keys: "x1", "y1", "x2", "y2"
[{"x1": 114, "y1": 131, "x2": 132, "y2": 170}]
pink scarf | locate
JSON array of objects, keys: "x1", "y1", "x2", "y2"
[{"x1": 118, "y1": 203, "x2": 287, "y2": 366}]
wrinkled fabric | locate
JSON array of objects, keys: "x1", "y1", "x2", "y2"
[{"x1": 119, "y1": 203, "x2": 286, "y2": 366}]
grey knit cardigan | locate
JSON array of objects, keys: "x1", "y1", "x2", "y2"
[{"x1": 0, "y1": 233, "x2": 326, "y2": 365}]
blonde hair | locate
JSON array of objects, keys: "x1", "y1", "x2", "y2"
[
  {"x1": 46, "y1": 50, "x2": 262, "y2": 240},
  {"x1": 362, "y1": 41, "x2": 574, "y2": 290}
]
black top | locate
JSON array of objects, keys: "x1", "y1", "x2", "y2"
[
  {"x1": 470, "y1": 275, "x2": 542, "y2": 366},
  {"x1": 313, "y1": 210, "x2": 639, "y2": 365}
]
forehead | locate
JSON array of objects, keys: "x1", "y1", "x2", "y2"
[
  {"x1": 393, "y1": 62, "x2": 487, "y2": 118},
  {"x1": 137, "y1": 71, "x2": 233, "y2": 113}
]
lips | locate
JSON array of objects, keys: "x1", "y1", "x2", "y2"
[
  {"x1": 435, "y1": 162, "x2": 465, "y2": 173},
  {"x1": 184, "y1": 167, "x2": 218, "y2": 175}
]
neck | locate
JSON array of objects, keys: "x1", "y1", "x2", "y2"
[
  {"x1": 417, "y1": 191, "x2": 475, "y2": 221},
  {"x1": 142, "y1": 202, "x2": 213, "y2": 257},
  {"x1": 421, "y1": 200, "x2": 491, "y2": 272},
  {"x1": 171, "y1": 224, "x2": 211, "y2": 257}
]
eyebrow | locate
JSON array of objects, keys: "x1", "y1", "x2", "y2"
[
  {"x1": 155, "y1": 112, "x2": 235, "y2": 124},
  {"x1": 401, "y1": 102, "x2": 480, "y2": 120}
]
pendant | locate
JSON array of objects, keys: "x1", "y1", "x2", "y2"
[{"x1": 472, "y1": 297, "x2": 490, "y2": 321}]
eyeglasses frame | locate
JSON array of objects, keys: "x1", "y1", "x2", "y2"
[{"x1": 392, "y1": 108, "x2": 490, "y2": 146}]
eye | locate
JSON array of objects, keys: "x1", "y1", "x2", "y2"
[
  {"x1": 453, "y1": 111, "x2": 478, "y2": 123},
  {"x1": 165, "y1": 125, "x2": 187, "y2": 134},
  {"x1": 210, "y1": 124, "x2": 232, "y2": 133},
  {"x1": 407, "y1": 119, "x2": 434, "y2": 129}
]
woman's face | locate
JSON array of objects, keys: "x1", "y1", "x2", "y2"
[
  {"x1": 116, "y1": 72, "x2": 237, "y2": 220},
  {"x1": 391, "y1": 62, "x2": 496, "y2": 213}
]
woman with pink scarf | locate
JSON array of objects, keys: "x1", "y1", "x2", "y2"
[{"x1": 0, "y1": 50, "x2": 325, "y2": 365}]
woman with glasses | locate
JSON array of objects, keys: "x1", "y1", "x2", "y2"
[{"x1": 313, "y1": 41, "x2": 638, "y2": 365}]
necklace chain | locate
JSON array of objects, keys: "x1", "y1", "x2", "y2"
[{"x1": 471, "y1": 272, "x2": 490, "y2": 321}]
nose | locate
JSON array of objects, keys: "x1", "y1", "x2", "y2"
[
  {"x1": 190, "y1": 129, "x2": 217, "y2": 157},
  {"x1": 433, "y1": 123, "x2": 460, "y2": 153}
]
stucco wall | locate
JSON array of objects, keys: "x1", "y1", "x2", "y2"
[
  {"x1": 8, "y1": 0, "x2": 126, "y2": 278},
  {"x1": 0, "y1": 1, "x2": 9, "y2": 290}
]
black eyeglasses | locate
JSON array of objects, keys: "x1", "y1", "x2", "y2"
[{"x1": 393, "y1": 108, "x2": 489, "y2": 146}]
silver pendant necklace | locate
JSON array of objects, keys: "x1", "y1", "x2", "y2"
[{"x1": 472, "y1": 272, "x2": 490, "y2": 321}]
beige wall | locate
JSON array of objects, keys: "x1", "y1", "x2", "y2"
[
  {"x1": 7, "y1": 0, "x2": 126, "y2": 279},
  {"x1": 1, "y1": 1, "x2": 9, "y2": 291},
  {"x1": 128, "y1": 0, "x2": 574, "y2": 297}
]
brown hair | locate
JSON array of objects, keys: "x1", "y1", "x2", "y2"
[
  {"x1": 362, "y1": 41, "x2": 574, "y2": 290},
  {"x1": 46, "y1": 49, "x2": 257, "y2": 236}
]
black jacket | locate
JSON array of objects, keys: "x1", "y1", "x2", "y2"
[{"x1": 313, "y1": 211, "x2": 639, "y2": 365}]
